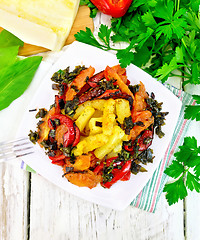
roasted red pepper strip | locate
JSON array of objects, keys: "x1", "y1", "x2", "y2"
[
  {"x1": 97, "y1": 89, "x2": 121, "y2": 99},
  {"x1": 49, "y1": 154, "x2": 66, "y2": 161},
  {"x1": 102, "y1": 160, "x2": 132, "y2": 188},
  {"x1": 124, "y1": 144, "x2": 134, "y2": 152},
  {"x1": 77, "y1": 83, "x2": 91, "y2": 96},
  {"x1": 138, "y1": 130, "x2": 153, "y2": 151},
  {"x1": 90, "y1": 0, "x2": 132, "y2": 18},
  {"x1": 124, "y1": 129, "x2": 153, "y2": 152},
  {"x1": 111, "y1": 167, "x2": 131, "y2": 181},
  {"x1": 87, "y1": 71, "x2": 105, "y2": 88},
  {"x1": 120, "y1": 170, "x2": 131, "y2": 181},
  {"x1": 72, "y1": 124, "x2": 80, "y2": 147},
  {"x1": 78, "y1": 87, "x2": 105, "y2": 104},
  {"x1": 48, "y1": 114, "x2": 75, "y2": 147},
  {"x1": 93, "y1": 157, "x2": 118, "y2": 174},
  {"x1": 93, "y1": 163, "x2": 103, "y2": 174},
  {"x1": 51, "y1": 160, "x2": 65, "y2": 166}
]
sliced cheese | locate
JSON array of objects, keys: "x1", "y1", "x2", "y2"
[{"x1": 0, "y1": 0, "x2": 80, "y2": 50}]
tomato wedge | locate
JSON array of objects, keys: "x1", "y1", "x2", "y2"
[{"x1": 48, "y1": 114, "x2": 75, "y2": 147}]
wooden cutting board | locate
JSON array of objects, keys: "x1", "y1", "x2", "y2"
[{"x1": 0, "y1": 5, "x2": 93, "y2": 56}]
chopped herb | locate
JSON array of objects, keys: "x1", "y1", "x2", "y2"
[
  {"x1": 131, "y1": 161, "x2": 142, "y2": 175},
  {"x1": 35, "y1": 108, "x2": 47, "y2": 119},
  {"x1": 29, "y1": 109, "x2": 37, "y2": 112},
  {"x1": 37, "y1": 120, "x2": 44, "y2": 127},
  {"x1": 102, "y1": 163, "x2": 114, "y2": 183},
  {"x1": 51, "y1": 65, "x2": 86, "y2": 85},
  {"x1": 97, "y1": 79, "x2": 117, "y2": 90},
  {"x1": 49, "y1": 129, "x2": 56, "y2": 138},
  {"x1": 60, "y1": 145, "x2": 72, "y2": 157},
  {"x1": 54, "y1": 118, "x2": 60, "y2": 126},
  {"x1": 96, "y1": 121, "x2": 102, "y2": 127},
  {"x1": 51, "y1": 66, "x2": 86, "y2": 84},
  {"x1": 118, "y1": 149, "x2": 131, "y2": 162},
  {"x1": 136, "y1": 148, "x2": 154, "y2": 164},
  {"x1": 123, "y1": 116, "x2": 144, "y2": 135},
  {"x1": 28, "y1": 130, "x2": 39, "y2": 144},
  {"x1": 123, "y1": 116, "x2": 134, "y2": 134},
  {"x1": 64, "y1": 97, "x2": 79, "y2": 117},
  {"x1": 71, "y1": 84, "x2": 79, "y2": 92},
  {"x1": 146, "y1": 95, "x2": 168, "y2": 138},
  {"x1": 129, "y1": 84, "x2": 140, "y2": 95}
]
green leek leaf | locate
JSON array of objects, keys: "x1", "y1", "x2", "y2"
[
  {"x1": 0, "y1": 56, "x2": 42, "y2": 110},
  {"x1": 0, "y1": 46, "x2": 19, "y2": 68},
  {"x1": 0, "y1": 29, "x2": 24, "y2": 48}
]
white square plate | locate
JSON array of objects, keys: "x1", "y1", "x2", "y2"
[{"x1": 17, "y1": 42, "x2": 182, "y2": 210}]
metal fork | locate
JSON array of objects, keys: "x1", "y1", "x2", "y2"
[{"x1": 0, "y1": 138, "x2": 34, "y2": 163}]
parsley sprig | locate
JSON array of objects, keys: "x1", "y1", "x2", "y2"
[
  {"x1": 163, "y1": 137, "x2": 200, "y2": 206},
  {"x1": 184, "y1": 95, "x2": 200, "y2": 121},
  {"x1": 76, "y1": 0, "x2": 200, "y2": 86}
]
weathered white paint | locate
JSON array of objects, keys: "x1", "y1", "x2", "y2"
[
  {"x1": 185, "y1": 191, "x2": 200, "y2": 240},
  {"x1": 29, "y1": 173, "x2": 184, "y2": 240},
  {"x1": 0, "y1": 163, "x2": 29, "y2": 240}
]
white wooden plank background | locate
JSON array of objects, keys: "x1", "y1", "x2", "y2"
[
  {"x1": 0, "y1": 11, "x2": 200, "y2": 240},
  {"x1": 29, "y1": 173, "x2": 184, "y2": 240},
  {"x1": 0, "y1": 163, "x2": 29, "y2": 240}
]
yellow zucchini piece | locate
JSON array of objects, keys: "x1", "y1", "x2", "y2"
[
  {"x1": 115, "y1": 99, "x2": 131, "y2": 124},
  {"x1": 94, "y1": 126, "x2": 125, "y2": 159},
  {"x1": 75, "y1": 106, "x2": 95, "y2": 132}
]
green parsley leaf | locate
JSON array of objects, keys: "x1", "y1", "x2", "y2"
[
  {"x1": 186, "y1": 172, "x2": 200, "y2": 192},
  {"x1": 116, "y1": 48, "x2": 134, "y2": 68},
  {"x1": 75, "y1": 27, "x2": 106, "y2": 50},
  {"x1": 164, "y1": 160, "x2": 185, "y2": 179},
  {"x1": 184, "y1": 106, "x2": 200, "y2": 121},
  {"x1": 163, "y1": 177, "x2": 188, "y2": 206},
  {"x1": 184, "y1": 95, "x2": 200, "y2": 121},
  {"x1": 98, "y1": 25, "x2": 112, "y2": 48},
  {"x1": 141, "y1": 11, "x2": 157, "y2": 28},
  {"x1": 164, "y1": 137, "x2": 200, "y2": 206},
  {"x1": 183, "y1": 136, "x2": 198, "y2": 149},
  {"x1": 194, "y1": 163, "x2": 200, "y2": 176},
  {"x1": 155, "y1": 56, "x2": 178, "y2": 82}
]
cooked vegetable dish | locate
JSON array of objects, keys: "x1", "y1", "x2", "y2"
[{"x1": 29, "y1": 65, "x2": 168, "y2": 189}]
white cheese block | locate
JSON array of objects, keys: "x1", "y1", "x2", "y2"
[{"x1": 0, "y1": 0, "x2": 80, "y2": 50}]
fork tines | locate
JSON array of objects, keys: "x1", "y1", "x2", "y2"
[{"x1": 0, "y1": 138, "x2": 34, "y2": 163}]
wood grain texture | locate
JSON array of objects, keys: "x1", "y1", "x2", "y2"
[
  {"x1": 29, "y1": 173, "x2": 184, "y2": 240},
  {"x1": 0, "y1": 163, "x2": 29, "y2": 240},
  {"x1": 185, "y1": 192, "x2": 200, "y2": 240},
  {"x1": 0, "y1": 5, "x2": 93, "y2": 56}
]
